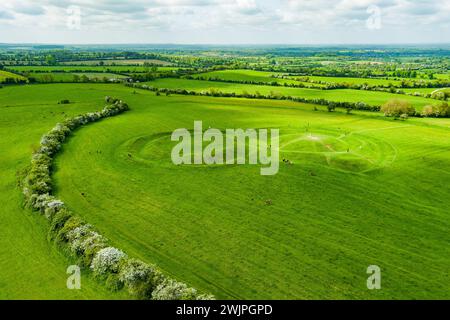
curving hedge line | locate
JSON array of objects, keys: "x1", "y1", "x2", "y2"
[{"x1": 20, "y1": 97, "x2": 214, "y2": 300}]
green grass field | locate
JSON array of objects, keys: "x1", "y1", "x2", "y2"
[
  {"x1": 294, "y1": 75, "x2": 405, "y2": 86},
  {"x1": 61, "y1": 59, "x2": 173, "y2": 66},
  {"x1": 1, "y1": 83, "x2": 450, "y2": 299},
  {"x1": 193, "y1": 69, "x2": 441, "y2": 88},
  {"x1": 146, "y1": 78, "x2": 435, "y2": 110},
  {"x1": 403, "y1": 87, "x2": 450, "y2": 95},
  {"x1": 0, "y1": 70, "x2": 27, "y2": 83},
  {"x1": 7, "y1": 66, "x2": 173, "y2": 73},
  {"x1": 192, "y1": 69, "x2": 320, "y2": 87},
  {"x1": 0, "y1": 84, "x2": 132, "y2": 299},
  {"x1": 28, "y1": 72, "x2": 129, "y2": 82}
]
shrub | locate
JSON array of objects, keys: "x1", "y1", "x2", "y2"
[
  {"x1": 81, "y1": 235, "x2": 108, "y2": 267},
  {"x1": 32, "y1": 193, "x2": 56, "y2": 212},
  {"x1": 436, "y1": 102, "x2": 450, "y2": 117},
  {"x1": 152, "y1": 279, "x2": 198, "y2": 300},
  {"x1": 119, "y1": 259, "x2": 164, "y2": 299},
  {"x1": 346, "y1": 106, "x2": 353, "y2": 114},
  {"x1": 197, "y1": 293, "x2": 216, "y2": 300},
  {"x1": 421, "y1": 102, "x2": 450, "y2": 118},
  {"x1": 106, "y1": 274, "x2": 124, "y2": 291},
  {"x1": 421, "y1": 105, "x2": 435, "y2": 117},
  {"x1": 55, "y1": 216, "x2": 85, "y2": 244},
  {"x1": 381, "y1": 99, "x2": 415, "y2": 118},
  {"x1": 48, "y1": 207, "x2": 73, "y2": 239},
  {"x1": 431, "y1": 91, "x2": 448, "y2": 100},
  {"x1": 91, "y1": 247, "x2": 127, "y2": 276},
  {"x1": 44, "y1": 199, "x2": 65, "y2": 220},
  {"x1": 66, "y1": 224, "x2": 108, "y2": 264}
]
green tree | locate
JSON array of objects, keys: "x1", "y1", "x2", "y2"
[
  {"x1": 381, "y1": 99, "x2": 415, "y2": 118},
  {"x1": 45, "y1": 55, "x2": 57, "y2": 66}
]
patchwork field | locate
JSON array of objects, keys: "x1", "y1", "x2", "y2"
[
  {"x1": 2, "y1": 83, "x2": 448, "y2": 299},
  {"x1": 61, "y1": 59, "x2": 173, "y2": 66},
  {"x1": 25, "y1": 72, "x2": 129, "y2": 82},
  {"x1": 195, "y1": 70, "x2": 407, "y2": 87},
  {"x1": 192, "y1": 69, "x2": 320, "y2": 86}
]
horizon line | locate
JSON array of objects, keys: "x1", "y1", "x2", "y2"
[{"x1": 1, "y1": 42, "x2": 450, "y2": 47}]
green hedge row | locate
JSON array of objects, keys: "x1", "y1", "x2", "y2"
[
  {"x1": 185, "y1": 75, "x2": 448, "y2": 102},
  {"x1": 21, "y1": 97, "x2": 214, "y2": 300}
]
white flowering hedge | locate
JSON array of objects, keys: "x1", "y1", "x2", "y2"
[{"x1": 21, "y1": 97, "x2": 213, "y2": 300}]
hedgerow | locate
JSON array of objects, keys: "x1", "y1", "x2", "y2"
[
  {"x1": 185, "y1": 73, "x2": 449, "y2": 101},
  {"x1": 119, "y1": 259, "x2": 164, "y2": 299},
  {"x1": 21, "y1": 97, "x2": 213, "y2": 300},
  {"x1": 421, "y1": 102, "x2": 450, "y2": 118},
  {"x1": 126, "y1": 83, "x2": 382, "y2": 113}
]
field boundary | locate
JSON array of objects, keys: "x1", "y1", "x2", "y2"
[{"x1": 20, "y1": 97, "x2": 213, "y2": 300}]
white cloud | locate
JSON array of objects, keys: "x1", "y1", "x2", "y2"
[{"x1": 0, "y1": 0, "x2": 448, "y2": 43}]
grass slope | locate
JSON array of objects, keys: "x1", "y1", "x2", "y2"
[
  {"x1": 192, "y1": 69, "x2": 319, "y2": 87},
  {"x1": 195, "y1": 69, "x2": 408, "y2": 87},
  {"x1": 146, "y1": 78, "x2": 434, "y2": 110},
  {"x1": 7, "y1": 66, "x2": 175, "y2": 73},
  {"x1": 28, "y1": 72, "x2": 129, "y2": 83},
  {"x1": 23, "y1": 84, "x2": 448, "y2": 300},
  {"x1": 0, "y1": 70, "x2": 27, "y2": 83}
]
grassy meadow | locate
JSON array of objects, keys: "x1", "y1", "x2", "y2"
[
  {"x1": 0, "y1": 84, "x2": 131, "y2": 299},
  {"x1": 145, "y1": 78, "x2": 435, "y2": 110},
  {"x1": 7, "y1": 65, "x2": 175, "y2": 73},
  {"x1": 1, "y1": 83, "x2": 446, "y2": 299},
  {"x1": 0, "y1": 65, "x2": 449, "y2": 299},
  {"x1": 61, "y1": 59, "x2": 173, "y2": 66},
  {"x1": 195, "y1": 70, "x2": 405, "y2": 87},
  {"x1": 192, "y1": 69, "x2": 320, "y2": 86}
]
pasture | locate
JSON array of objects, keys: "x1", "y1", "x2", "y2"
[
  {"x1": 192, "y1": 69, "x2": 319, "y2": 87},
  {"x1": 403, "y1": 87, "x2": 450, "y2": 96},
  {"x1": 291, "y1": 75, "x2": 404, "y2": 86},
  {"x1": 61, "y1": 59, "x2": 173, "y2": 66},
  {"x1": 1, "y1": 83, "x2": 446, "y2": 299},
  {"x1": 14, "y1": 72, "x2": 128, "y2": 83},
  {"x1": 192, "y1": 70, "x2": 443, "y2": 88},
  {"x1": 146, "y1": 78, "x2": 435, "y2": 110},
  {"x1": 1, "y1": 82, "x2": 449, "y2": 299},
  {"x1": 0, "y1": 84, "x2": 130, "y2": 299},
  {"x1": 7, "y1": 65, "x2": 176, "y2": 73}
]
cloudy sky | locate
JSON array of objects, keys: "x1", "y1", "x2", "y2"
[{"x1": 0, "y1": 0, "x2": 449, "y2": 44}]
